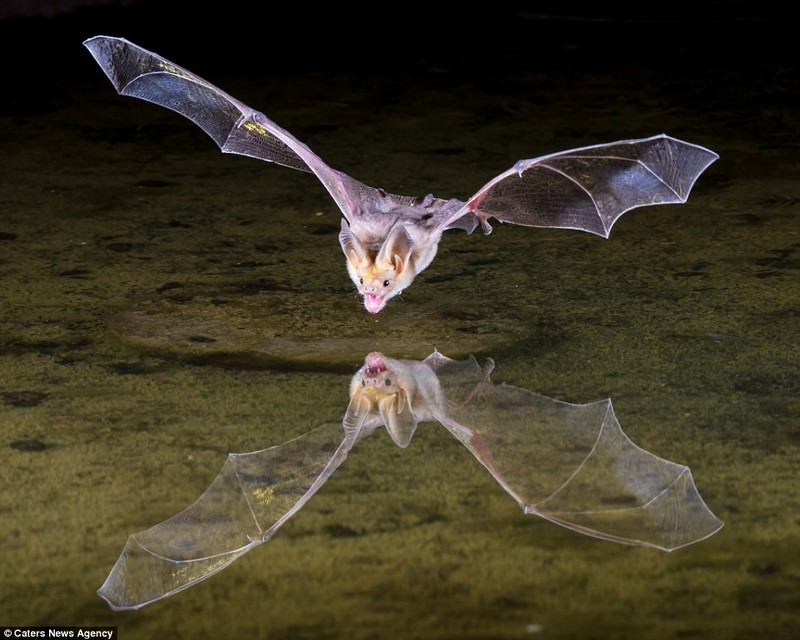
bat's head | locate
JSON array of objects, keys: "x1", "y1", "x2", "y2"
[
  {"x1": 346, "y1": 352, "x2": 419, "y2": 447},
  {"x1": 339, "y1": 222, "x2": 416, "y2": 313},
  {"x1": 357, "y1": 263, "x2": 411, "y2": 314},
  {"x1": 352, "y1": 352, "x2": 402, "y2": 394}
]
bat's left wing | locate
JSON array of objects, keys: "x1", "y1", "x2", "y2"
[
  {"x1": 439, "y1": 135, "x2": 718, "y2": 237},
  {"x1": 427, "y1": 354, "x2": 722, "y2": 551},
  {"x1": 98, "y1": 416, "x2": 371, "y2": 610},
  {"x1": 83, "y1": 35, "x2": 385, "y2": 224}
]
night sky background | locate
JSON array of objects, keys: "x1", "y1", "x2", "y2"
[{"x1": 0, "y1": 2, "x2": 796, "y2": 90}]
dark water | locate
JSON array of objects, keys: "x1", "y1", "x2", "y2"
[{"x1": 1, "y1": 4, "x2": 797, "y2": 639}]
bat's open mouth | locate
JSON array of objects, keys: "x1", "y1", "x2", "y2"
[
  {"x1": 364, "y1": 294, "x2": 385, "y2": 314},
  {"x1": 365, "y1": 352, "x2": 387, "y2": 375}
]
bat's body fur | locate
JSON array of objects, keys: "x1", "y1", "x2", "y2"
[{"x1": 339, "y1": 195, "x2": 465, "y2": 312}]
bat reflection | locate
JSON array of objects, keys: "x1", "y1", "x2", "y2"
[{"x1": 98, "y1": 351, "x2": 722, "y2": 610}]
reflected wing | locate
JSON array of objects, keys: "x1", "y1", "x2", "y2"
[
  {"x1": 432, "y1": 357, "x2": 722, "y2": 551},
  {"x1": 441, "y1": 135, "x2": 718, "y2": 237},
  {"x1": 98, "y1": 421, "x2": 363, "y2": 610},
  {"x1": 83, "y1": 35, "x2": 377, "y2": 222}
]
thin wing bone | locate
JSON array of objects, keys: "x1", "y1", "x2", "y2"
[
  {"x1": 441, "y1": 135, "x2": 718, "y2": 237},
  {"x1": 97, "y1": 421, "x2": 364, "y2": 610},
  {"x1": 432, "y1": 356, "x2": 722, "y2": 551}
]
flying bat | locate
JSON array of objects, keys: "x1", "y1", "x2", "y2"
[
  {"x1": 83, "y1": 36, "x2": 718, "y2": 312},
  {"x1": 97, "y1": 351, "x2": 722, "y2": 610}
]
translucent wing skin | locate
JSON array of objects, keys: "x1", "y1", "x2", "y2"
[
  {"x1": 441, "y1": 135, "x2": 719, "y2": 237},
  {"x1": 97, "y1": 419, "x2": 372, "y2": 611},
  {"x1": 82, "y1": 36, "x2": 384, "y2": 227},
  {"x1": 427, "y1": 353, "x2": 723, "y2": 550}
]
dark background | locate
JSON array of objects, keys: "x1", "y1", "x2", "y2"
[{"x1": 1, "y1": 1, "x2": 796, "y2": 81}]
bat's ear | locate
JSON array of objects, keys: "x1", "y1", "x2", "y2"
[
  {"x1": 375, "y1": 224, "x2": 413, "y2": 273},
  {"x1": 343, "y1": 390, "x2": 373, "y2": 437},
  {"x1": 379, "y1": 390, "x2": 418, "y2": 448},
  {"x1": 339, "y1": 219, "x2": 369, "y2": 271}
]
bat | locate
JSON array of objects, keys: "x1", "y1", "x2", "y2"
[
  {"x1": 83, "y1": 36, "x2": 719, "y2": 313},
  {"x1": 97, "y1": 351, "x2": 723, "y2": 610}
]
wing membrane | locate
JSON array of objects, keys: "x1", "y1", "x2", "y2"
[
  {"x1": 443, "y1": 135, "x2": 719, "y2": 236},
  {"x1": 432, "y1": 355, "x2": 722, "y2": 550},
  {"x1": 98, "y1": 422, "x2": 361, "y2": 610}
]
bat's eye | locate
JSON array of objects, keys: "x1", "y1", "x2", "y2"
[
  {"x1": 361, "y1": 380, "x2": 366, "y2": 387},
  {"x1": 385, "y1": 379, "x2": 392, "y2": 386},
  {"x1": 383, "y1": 280, "x2": 390, "y2": 287},
  {"x1": 359, "y1": 278, "x2": 363, "y2": 285}
]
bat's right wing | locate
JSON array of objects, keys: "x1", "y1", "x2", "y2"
[
  {"x1": 83, "y1": 35, "x2": 382, "y2": 223},
  {"x1": 430, "y1": 355, "x2": 723, "y2": 551}
]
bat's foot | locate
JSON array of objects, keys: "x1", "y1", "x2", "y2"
[{"x1": 477, "y1": 214, "x2": 493, "y2": 235}]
